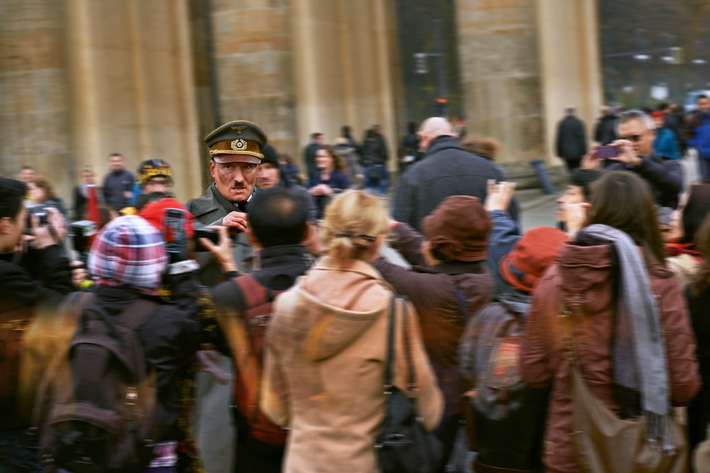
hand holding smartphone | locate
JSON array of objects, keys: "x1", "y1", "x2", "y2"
[{"x1": 593, "y1": 145, "x2": 619, "y2": 159}]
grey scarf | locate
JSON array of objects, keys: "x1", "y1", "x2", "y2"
[{"x1": 579, "y1": 224, "x2": 671, "y2": 449}]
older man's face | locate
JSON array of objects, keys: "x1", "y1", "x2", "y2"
[
  {"x1": 618, "y1": 118, "x2": 654, "y2": 157},
  {"x1": 210, "y1": 160, "x2": 259, "y2": 203}
]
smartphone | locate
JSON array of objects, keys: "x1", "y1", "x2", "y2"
[
  {"x1": 163, "y1": 208, "x2": 187, "y2": 255},
  {"x1": 594, "y1": 145, "x2": 619, "y2": 159}
]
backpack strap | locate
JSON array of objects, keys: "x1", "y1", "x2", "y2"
[
  {"x1": 118, "y1": 299, "x2": 160, "y2": 331},
  {"x1": 235, "y1": 273, "x2": 273, "y2": 309}
]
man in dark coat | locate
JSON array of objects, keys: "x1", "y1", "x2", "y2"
[
  {"x1": 585, "y1": 110, "x2": 684, "y2": 209},
  {"x1": 593, "y1": 105, "x2": 618, "y2": 145},
  {"x1": 101, "y1": 153, "x2": 135, "y2": 211},
  {"x1": 391, "y1": 117, "x2": 518, "y2": 232},
  {"x1": 555, "y1": 106, "x2": 588, "y2": 171}
]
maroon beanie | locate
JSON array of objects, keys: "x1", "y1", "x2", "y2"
[
  {"x1": 422, "y1": 195, "x2": 491, "y2": 262},
  {"x1": 499, "y1": 226, "x2": 569, "y2": 293}
]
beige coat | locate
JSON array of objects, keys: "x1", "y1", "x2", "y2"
[{"x1": 261, "y1": 257, "x2": 443, "y2": 473}]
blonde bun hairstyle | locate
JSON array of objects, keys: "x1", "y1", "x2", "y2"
[{"x1": 321, "y1": 190, "x2": 389, "y2": 266}]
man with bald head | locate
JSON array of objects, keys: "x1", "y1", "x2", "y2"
[{"x1": 392, "y1": 117, "x2": 517, "y2": 231}]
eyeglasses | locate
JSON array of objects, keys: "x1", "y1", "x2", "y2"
[
  {"x1": 215, "y1": 162, "x2": 258, "y2": 176},
  {"x1": 618, "y1": 130, "x2": 649, "y2": 142}
]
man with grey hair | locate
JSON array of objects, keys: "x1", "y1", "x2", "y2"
[
  {"x1": 584, "y1": 109, "x2": 683, "y2": 208},
  {"x1": 392, "y1": 117, "x2": 518, "y2": 231}
]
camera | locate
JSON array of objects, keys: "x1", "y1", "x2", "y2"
[
  {"x1": 24, "y1": 204, "x2": 52, "y2": 233},
  {"x1": 69, "y1": 220, "x2": 97, "y2": 259},
  {"x1": 193, "y1": 225, "x2": 220, "y2": 252}
]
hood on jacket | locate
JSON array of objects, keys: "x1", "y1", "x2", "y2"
[
  {"x1": 556, "y1": 241, "x2": 672, "y2": 314},
  {"x1": 279, "y1": 257, "x2": 391, "y2": 362}
]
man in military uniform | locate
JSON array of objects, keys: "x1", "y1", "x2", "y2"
[
  {"x1": 188, "y1": 120, "x2": 267, "y2": 284},
  {"x1": 187, "y1": 120, "x2": 267, "y2": 473}
]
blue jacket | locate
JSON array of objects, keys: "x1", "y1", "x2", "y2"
[{"x1": 653, "y1": 127, "x2": 680, "y2": 160}]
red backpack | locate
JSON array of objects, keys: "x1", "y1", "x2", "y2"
[{"x1": 223, "y1": 273, "x2": 288, "y2": 447}]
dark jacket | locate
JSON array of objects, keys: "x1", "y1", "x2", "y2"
[
  {"x1": 521, "y1": 243, "x2": 700, "y2": 473},
  {"x1": 606, "y1": 152, "x2": 683, "y2": 208},
  {"x1": 187, "y1": 183, "x2": 254, "y2": 284},
  {"x1": 102, "y1": 169, "x2": 135, "y2": 211},
  {"x1": 593, "y1": 114, "x2": 617, "y2": 145},
  {"x1": 308, "y1": 170, "x2": 351, "y2": 220},
  {"x1": 303, "y1": 142, "x2": 320, "y2": 182},
  {"x1": 375, "y1": 222, "x2": 493, "y2": 409},
  {"x1": 555, "y1": 115, "x2": 588, "y2": 160},
  {"x1": 360, "y1": 135, "x2": 389, "y2": 167},
  {"x1": 72, "y1": 184, "x2": 99, "y2": 221},
  {"x1": 391, "y1": 136, "x2": 518, "y2": 231},
  {"x1": 0, "y1": 246, "x2": 73, "y2": 429},
  {"x1": 0, "y1": 245, "x2": 73, "y2": 314},
  {"x1": 686, "y1": 284, "x2": 710, "y2": 454},
  {"x1": 88, "y1": 273, "x2": 202, "y2": 442}
]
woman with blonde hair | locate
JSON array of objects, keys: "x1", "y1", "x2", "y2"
[{"x1": 261, "y1": 190, "x2": 443, "y2": 473}]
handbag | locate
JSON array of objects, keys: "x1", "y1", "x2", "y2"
[
  {"x1": 374, "y1": 296, "x2": 443, "y2": 473},
  {"x1": 561, "y1": 307, "x2": 688, "y2": 473}
]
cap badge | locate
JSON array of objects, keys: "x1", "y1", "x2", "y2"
[
  {"x1": 231, "y1": 139, "x2": 247, "y2": 151},
  {"x1": 232, "y1": 125, "x2": 248, "y2": 135}
]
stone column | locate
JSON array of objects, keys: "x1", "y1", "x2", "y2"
[
  {"x1": 290, "y1": 0, "x2": 399, "y2": 168},
  {"x1": 537, "y1": 0, "x2": 602, "y2": 165},
  {"x1": 0, "y1": 1, "x2": 73, "y2": 196},
  {"x1": 455, "y1": 0, "x2": 601, "y2": 183},
  {"x1": 64, "y1": 0, "x2": 201, "y2": 202}
]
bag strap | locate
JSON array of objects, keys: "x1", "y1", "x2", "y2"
[
  {"x1": 118, "y1": 299, "x2": 160, "y2": 331},
  {"x1": 383, "y1": 296, "x2": 417, "y2": 394},
  {"x1": 383, "y1": 295, "x2": 397, "y2": 395},
  {"x1": 235, "y1": 273, "x2": 273, "y2": 309},
  {"x1": 400, "y1": 297, "x2": 417, "y2": 392}
]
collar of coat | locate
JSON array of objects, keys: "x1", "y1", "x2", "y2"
[{"x1": 313, "y1": 256, "x2": 387, "y2": 283}]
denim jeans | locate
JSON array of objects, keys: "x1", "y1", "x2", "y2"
[
  {"x1": 0, "y1": 429, "x2": 41, "y2": 473},
  {"x1": 364, "y1": 165, "x2": 389, "y2": 194}
]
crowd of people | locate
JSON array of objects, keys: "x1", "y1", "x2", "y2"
[{"x1": 1, "y1": 109, "x2": 710, "y2": 473}]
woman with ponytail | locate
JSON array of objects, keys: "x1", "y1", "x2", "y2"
[{"x1": 261, "y1": 190, "x2": 443, "y2": 472}]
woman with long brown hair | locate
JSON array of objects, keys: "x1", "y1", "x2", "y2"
[
  {"x1": 30, "y1": 177, "x2": 67, "y2": 216},
  {"x1": 521, "y1": 171, "x2": 700, "y2": 473},
  {"x1": 307, "y1": 145, "x2": 351, "y2": 220}
]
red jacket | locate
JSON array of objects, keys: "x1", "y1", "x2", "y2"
[{"x1": 521, "y1": 242, "x2": 700, "y2": 473}]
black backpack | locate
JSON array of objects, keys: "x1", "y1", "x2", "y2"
[{"x1": 31, "y1": 295, "x2": 162, "y2": 473}]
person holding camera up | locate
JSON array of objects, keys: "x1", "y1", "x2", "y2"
[
  {"x1": 186, "y1": 120, "x2": 269, "y2": 472},
  {"x1": 582, "y1": 110, "x2": 684, "y2": 209},
  {"x1": 0, "y1": 176, "x2": 73, "y2": 471}
]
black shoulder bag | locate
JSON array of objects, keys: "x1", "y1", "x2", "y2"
[{"x1": 374, "y1": 296, "x2": 443, "y2": 473}]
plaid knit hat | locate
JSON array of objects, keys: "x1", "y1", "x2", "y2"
[
  {"x1": 422, "y1": 195, "x2": 491, "y2": 262},
  {"x1": 88, "y1": 215, "x2": 168, "y2": 294},
  {"x1": 499, "y1": 226, "x2": 569, "y2": 293}
]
